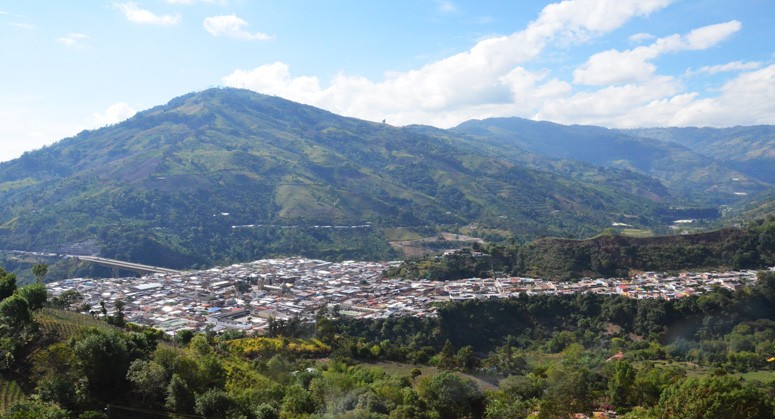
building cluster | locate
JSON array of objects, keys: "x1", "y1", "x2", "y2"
[{"x1": 46, "y1": 257, "x2": 761, "y2": 335}]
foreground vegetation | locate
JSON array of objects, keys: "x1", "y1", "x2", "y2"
[{"x1": 0, "y1": 263, "x2": 773, "y2": 417}]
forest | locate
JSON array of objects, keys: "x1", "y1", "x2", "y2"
[{"x1": 0, "y1": 265, "x2": 772, "y2": 417}]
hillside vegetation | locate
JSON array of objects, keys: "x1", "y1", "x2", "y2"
[
  {"x1": 389, "y1": 218, "x2": 775, "y2": 281},
  {"x1": 0, "y1": 88, "x2": 677, "y2": 270},
  {"x1": 2, "y1": 265, "x2": 774, "y2": 418}
]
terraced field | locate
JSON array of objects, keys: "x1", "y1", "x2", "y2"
[
  {"x1": 0, "y1": 378, "x2": 24, "y2": 414},
  {"x1": 35, "y1": 308, "x2": 117, "y2": 339}
]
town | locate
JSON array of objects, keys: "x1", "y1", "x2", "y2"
[{"x1": 45, "y1": 257, "x2": 762, "y2": 336}]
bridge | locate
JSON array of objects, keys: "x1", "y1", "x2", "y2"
[
  {"x1": 72, "y1": 256, "x2": 183, "y2": 275},
  {"x1": 0, "y1": 250, "x2": 183, "y2": 276}
]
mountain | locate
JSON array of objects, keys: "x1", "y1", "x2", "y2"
[
  {"x1": 622, "y1": 126, "x2": 775, "y2": 184},
  {"x1": 454, "y1": 118, "x2": 771, "y2": 203},
  {"x1": 0, "y1": 88, "x2": 672, "y2": 268}
]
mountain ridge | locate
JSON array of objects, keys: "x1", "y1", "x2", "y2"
[{"x1": 0, "y1": 88, "x2": 771, "y2": 269}]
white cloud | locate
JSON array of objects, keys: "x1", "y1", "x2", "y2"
[
  {"x1": 56, "y1": 33, "x2": 89, "y2": 47},
  {"x1": 686, "y1": 60, "x2": 761, "y2": 76},
  {"x1": 222, "y1": 0, "x2": 674, "y2": 127},
  {"x1": 538, "y1": 76, "x2": 683, "y2": 126},
  {"x1": 573, "y1": 20, "x2": 741, "y2": 86},
  {"x1": 628, "y1": 32, "x2": 655, "y2": 43},
  {"x1": 92, "y1": 102, "x2": 137, "y2": 127},
  {"x1": 685, "y1": 20, "x2": 741, "y2": 49},
  {"x1": 218, "y1": 0, "x2": 773, "y2": 130},
  {"x1": 669, "y1": 65, "x2": 775, "y2": 126},
  {"x1": 115, "y1": 2, "x2": 181, "y2": 26},
  {"x1": 203, "y1": 14, "x2": 273, "y2": 40}
]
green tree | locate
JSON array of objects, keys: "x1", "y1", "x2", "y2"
[
  {"x1": 417, "y1": 371, "x2": 484, "y2": 419},
  {"x1": 254, "y1": 403, "x2": 279, "y2": 419},
  {"x1": 456, "y1": 345, "x2": 479, "y2": 371},
  {"x1": 166, "y1": 373, "x2": 194, "y2": 414},
  {"x1": 194, "y1": 388, "x2": 239, "y2": 418},
  {"x1": 32, "y1": 264, "x2": 49, "y2": 283},
  {"x1": 17, "y1": 283, "x2": 47, "y2": 311},
  {"x1": 539, "y1": 363, "x2": 592, "y2": 418},
  {"x1": 281, "y1": 384, "x2": 316, "y2": 416},
  {"x1": 438, "y1": 340, "x2": 458, "y2": 370},
  {"x1": 74, "y1": 331, "x2": 130, "y2": 400},
  {"x1": 0, "y1": 270, "x2": 17, "y2": 302},
  {"x1": 0, "y1": 294, "x2": 32, "y2": 328},
  {"x1": 608, "y1": 360, "x2": 636, "y2": 408},
  {"x1": 126, "y1": 359, "x2": 168, "y2": 405}
]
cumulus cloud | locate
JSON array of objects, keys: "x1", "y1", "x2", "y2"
[
  {"x1": 223, "y1": 0, "x2": 673, "y2": 127},
  {"x1": 670, "y1": 65, "x2": 775, "y2": 126},
  {"x1": 115, "y1": 2, "x2": 181, "y2": 26},
  {"x1": 92, "y1": 102, "x2": 137, "y2": 127},
  {"x1": 220, "y1": 0, "x2": 772, "y2": 129},
  {"x1": 203, "y1": 15, "x2": 273, "y2": 40},
  {"x1": 573, "y1": 20, "x2": 741, "y2": 86},
  {"x1": 537, "y1": 76, "x2": 683, "y2": 126},
  {"x1": 56, "y1": 33, "x2": 89, "y2": 47}
]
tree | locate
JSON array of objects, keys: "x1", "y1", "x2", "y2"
[
  {"x1": 608, "y1": 360, "x2": 636, "y2": 408},
  {"x1": 166, "y1": 374, "x2": 194, "y2": 414},
  {"x1": 254, "y1": 403, "x2": 279, "y2": 419},
  {"x1": 126, "y1": 359, "x2": 168, "y2": 406},
  {"x1": 456, "y1": 345, "x2": 480, "y2": 371},
  {"x1": 194, "y1": 388, "x2": 239, "y2": 418},
  {"x1": 17, "y1": 283, "x2": 47, "y2": 311},
  {"x1": 32, "y1": 264, "x2": 48, "y2": 283},
  {"x1": 175, "y1": 329, "x2": 194, "y2": 345},
  {"x1": 417, "y1": 371, "x2": 484, "y2": 419},
  {"x1": 281, "y1": 384, "x2": 316, "y2": 416},
  {"x1": 539, "y1": 363, "x2": 592, "y2": 418},
  {"x1": 438, "y1": 339, "x2": 457, "y2": 370},
  {"x1": 0, "y1": 294, "x2": 31, "y2": 328},
  {"x1": 74, "y1": 331, "x2": 130, "y2": 400},
  {"x1": 0, "y1": 270, "x2": 17, "y2": 302}
]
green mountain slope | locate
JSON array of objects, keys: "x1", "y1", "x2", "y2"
[
  {"x1": 623, "y1": 126, "x2": 775, "y2": 184},
  {"x1": 0, "y1": 88, "x2": 672, "y2": 268},
  {"x1": 454, "y1": 117, "x2": 770, "y2": 203}
]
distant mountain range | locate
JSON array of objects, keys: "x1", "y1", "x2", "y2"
[{"x1": 0, "y1": 88, "x2": 771, "y2": 268}]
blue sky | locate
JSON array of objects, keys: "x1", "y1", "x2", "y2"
[{"x1": 1, "y1": 0, "x2": 773, "y2": 162}]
